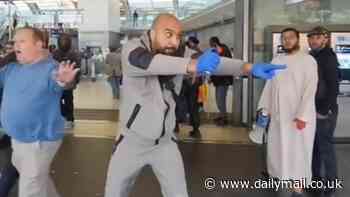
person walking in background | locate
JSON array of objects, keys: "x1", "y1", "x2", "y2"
[
  {"x1": 133, "y1": 10, "x2": 139, "y2": 27},
  {"x1": 209, "y1": 36, "x2": 233, "y2": 126},
  {"x1": 82, "y1": 47, "x2": 92, "y2": 76},
  {"x1": 53, "y1": 33, "x2": 81, "y2": 129},
  {"x1": 91, "y1": 48, "x2": 105, "y2": 82},
  {"x1": 105, "y1": 47, "x2": 122, "y2": 99}
]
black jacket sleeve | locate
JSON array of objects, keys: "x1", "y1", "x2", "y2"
[
  {"x1": 0, "y1": 52, "x2": 16, "y2": 67},
  {"x1": 318, "y1": 54, "x2": 339, "y2": 115}
]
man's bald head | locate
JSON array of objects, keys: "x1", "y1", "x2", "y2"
[
  {"x1": 151, "y1": 14, "x2": 181, "y2": 30},
  {"x1": 150, "y1": 14, "x2": 183, "y2": 55}
]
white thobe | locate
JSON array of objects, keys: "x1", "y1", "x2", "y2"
[{"x1": 258, "y1": 51, "x2": 318, "y2": 185}]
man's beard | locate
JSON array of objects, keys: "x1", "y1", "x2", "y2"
[
  {"x1": 155, "y1": 47, "x2": 177, "y2": 56},
  {"x1": 283, "y1": 44, "x2": 300, "y2": 54},
  {"x1": 152, "y1": 39, "x2": 178, "y2": 56}
]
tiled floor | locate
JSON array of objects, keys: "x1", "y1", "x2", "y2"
[
  {"x1": 2, "y1": 137, "x2": 348, "y2": 197},
  {"x1": 69, "y1": 120, "x2": 119, "y2": 139},
  {"x1": 73, "y1": 78, "x2": 350, "y2": 139},
  {"x1": 70, "y1": 120, "x2": 251, "y2": 144},
  {"x1": 74, "y1": 78, "x2": 233, "y2": 113},
  {"x1": 74, "y1": 77, "x2": 119, "y2": 110}
]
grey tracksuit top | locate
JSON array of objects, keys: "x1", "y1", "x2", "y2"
[{"x1": 120, "y1": 31, "x2": 246, "y2": 141}]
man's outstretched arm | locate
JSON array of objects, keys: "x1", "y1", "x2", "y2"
[
  {"x1": 124, "y1": 42, "x2": 189, "y2": 77},
  {"x1": 187, "y1": 50, "x2": 286, "y2": 80}
]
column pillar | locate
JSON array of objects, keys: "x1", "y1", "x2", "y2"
[{"x1": 78, "y1": 0, "x2": 120, "y2": 49}]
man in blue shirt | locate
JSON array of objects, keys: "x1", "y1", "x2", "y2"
[{"x1": 0, "y1": 27, "x2": 78, "y2": 197}]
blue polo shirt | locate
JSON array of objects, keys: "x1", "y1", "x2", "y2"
[{"x1": 0, "y1": 57, "x2": 65, "y2": 143}]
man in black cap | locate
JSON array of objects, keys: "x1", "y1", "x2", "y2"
[{"x1": 308, "y1": 26, "x2": 340, "y2": 197}]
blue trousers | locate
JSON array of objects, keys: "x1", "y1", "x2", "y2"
[
  {"x1": 312, "y1": 107, "x2": 338, "y2": 193},
  {"x1": 108, "y1": 76, "x2": 121, "y2": 99},
  {"x1": 215, "y1": 85, "x2": 229, "y2": 116}
]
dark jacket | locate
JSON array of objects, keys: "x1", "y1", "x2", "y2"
[
  {"x1": 310, "y1": 47, "x2": 340, "y2": 115},
  {"x1": 0, "y1": 52, "x2": 16, "y2": 68},
  {"x1": 211, "y1": 44, "x2": 233, "y2": 86},
  {"x1": 53, "y1": 50, "x2": 81, "y2": 67}
]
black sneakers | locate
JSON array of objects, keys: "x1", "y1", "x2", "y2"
[{"x1": 189, "y1": 130, "x2": 201, "y2": 138}]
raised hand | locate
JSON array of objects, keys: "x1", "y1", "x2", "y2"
[{"x1": 56, "y1": 61, "x2": 80, "y2": 84}]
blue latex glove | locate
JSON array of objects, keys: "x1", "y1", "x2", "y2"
[
  {"x1": 196, "y1": 49, "x2": 220, "y2": 74},
  {"x1": 251, "y1": 63, "x2": 287, "y2": 79},
  {"x1": 256, "y1": 112, "x2": 269, "y2": 128}
]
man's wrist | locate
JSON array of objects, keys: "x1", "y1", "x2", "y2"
[
  {"x1": 56, "y1": 80, "x2": 66, "y2": 87},
  {"x1": 242, "y1": 63, "x2": 253, "y2": 75},
  {"x1": 186, "y1": 62, "x2": 190, "y2": 74},
  {"x1": 187, "y1": 59, "x2": 197, "y2": 74}
]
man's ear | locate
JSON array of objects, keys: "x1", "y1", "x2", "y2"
[
  {"x1": 35, "y1": 40, "x2": 44, "y2": 50},
  {"x1": 150, "y1": 30, "x2": 155, "y2": 41},
  {"x1": 324, "y1": 36, "x2": 330, "y2": 45}
]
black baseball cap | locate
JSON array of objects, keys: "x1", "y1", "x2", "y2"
[{"x1": 307, "y1": 26, "x2": 330, "y2": 37}]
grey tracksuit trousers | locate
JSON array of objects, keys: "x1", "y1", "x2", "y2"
[{"x1": 104, "y1": 132, "x2": 188, "y2": 197}]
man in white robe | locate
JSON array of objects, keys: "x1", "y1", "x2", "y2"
[{"x1": 258, "y1": 28, "x2": 318, "y2": 196}]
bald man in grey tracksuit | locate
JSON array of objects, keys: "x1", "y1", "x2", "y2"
[{"x1": 104, "y1": 14, "x2": 285, "y2": 197}]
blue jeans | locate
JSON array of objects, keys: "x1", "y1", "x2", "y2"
[
  {"x1": 312, "y1": 106, "x2": 338, "y2": 193},
  {"x1": 215, "y1": 85, "x2": 229, "y2": 117},
  {"x1": 108, "y1": 76, "x2": 121, "y2": 99}
]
